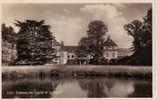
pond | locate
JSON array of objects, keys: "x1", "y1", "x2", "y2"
[{"x1": 2, "y1": 77, "x2": 152, "y2": 98}]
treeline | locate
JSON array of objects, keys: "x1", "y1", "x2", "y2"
[
  {"x1": 118, "y1": 8, "x2": 152, "y2": 66},
  {"x1": 2, "y1": 8, "x2": 152, "y2": 66},
  {"x1": 76, "y1": 8, "x2": 152, "y2": 66},
  {"x1": 2, "y1": 20, "x2": 58, "y2": 65}
]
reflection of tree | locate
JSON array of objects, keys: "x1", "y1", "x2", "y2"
[
  {"x1": 78, "y1": 78, "x2": 137, "y2": 97},
  {"x1": 78, "y1": 78, "x2": 113, "y2": 97},
  {"x1": 2, "y1": 79, "x2": 60, "y2": 98},
  {"x1": 128, "y1": 81, "x2": 152, "y2": 97},
  {"x1": 105, "y1": 81, "x2": 135, "y2": 97}
]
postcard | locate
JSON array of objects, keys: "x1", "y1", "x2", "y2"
[{"x1": 0, "y1": 0, "x2": 155, "y2": 99}]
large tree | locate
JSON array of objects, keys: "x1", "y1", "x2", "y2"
[
  {"x1": 78, "y1": 20, "x2": 108, "y2": 64},
  {"x1": 124, "y1": 8, "x2": 152, "y2": 66},
  {"x1": 15, "y1": 20, "x2": 56, "y2": 65}
]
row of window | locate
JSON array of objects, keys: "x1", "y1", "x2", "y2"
[
  {"x1": 103, "y1": 46, "x2": 118, "y2": 50},
  {"x1": 67, "y1": 54, "x2": 76, "y2": 59},
  {"x1": 104, "y1": 52, "x2": 117, "y2": 58}
]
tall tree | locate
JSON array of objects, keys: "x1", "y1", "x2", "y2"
[
  {"x1": 78, "y1": 20, "x2": 108, "y2": 64},
  {"x1": 124, "y1": 8, "x2": 152, "y2": 65},
  {"x1": 2, "y1": 23, "x2": 17, "y2": 65},
  {"x1": 124, "y1": 20, "x2": 143, "y2": 52},
  {"x1": 15, "y1": 20, "x2": 55, "y2": 65}
]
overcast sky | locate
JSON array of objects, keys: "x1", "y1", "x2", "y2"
[{"x1": 2, "y1": 3, "x2": 151, "y2": 48}]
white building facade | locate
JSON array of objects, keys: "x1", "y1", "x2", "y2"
[{"x1": 103, "y1": 37, "x2": 118, "y2": 61}]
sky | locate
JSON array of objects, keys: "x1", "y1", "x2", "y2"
[{"x1": 2, "y1": 3, "x2": 152, "y2": 48}]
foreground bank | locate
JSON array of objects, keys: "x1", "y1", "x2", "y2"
[{"x1": 2, "y1": 65, "x2": 152, "y2": 80}]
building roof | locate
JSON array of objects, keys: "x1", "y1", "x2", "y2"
[
  {"x1": 103, "y1": 37, "x2": 118, "y2": 46},
  {"x1": 61, "y1": 37, "x2": 117, "y2": 52},
  {"x1": 61, "y1": 46, "x2": 78, "y2": 52}
]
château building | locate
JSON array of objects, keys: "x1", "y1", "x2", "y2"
[
  {"x1": 102, "y1": 37, "x2": 118, "y2": 60},
  {"x1": 54, "y1": 36, "x2": 119, "y2": 65}
]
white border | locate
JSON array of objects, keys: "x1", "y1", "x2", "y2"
[
  {"x1": 0, "y1": 0, "x2": 156, "y2": 100},
  {"x1": 0, "y1": 0, "x2": 154, "y2": 3}
]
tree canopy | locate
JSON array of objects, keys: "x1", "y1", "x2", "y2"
[
  {"x1": 15, "y1": 20, "x2": 56, "y2": 65},
  {"x1": 123, "y1": 8, "x2": 152, "y2": 66},
  {"x1": 77, "y1": 20, "x2": 108, "y2": 64}
]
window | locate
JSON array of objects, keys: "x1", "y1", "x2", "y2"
[
  {"x1": 71, "y1": 55, "x2": 74, "y2": 58},
  {"x1": 112, "y1": 53, "x2": 115, "y2": 57},
  {"x1": 106, "y1": 52, "x2": 109, "y2": 57},
  {"x1": 68, "y1": 55, "x2": 70, "y2": 58},
  {"x1": 112, "y1": 52, "x2": 116, "y2": 58}
]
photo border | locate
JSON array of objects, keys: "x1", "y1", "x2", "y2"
[{"x1": 0, "y1": 0, "x2": 156, "y2": 100}]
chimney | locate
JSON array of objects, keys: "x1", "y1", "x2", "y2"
[{"x1": 61, "y1": 41, "x2": 64, "y2": 49}]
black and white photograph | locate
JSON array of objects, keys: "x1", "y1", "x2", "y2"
[{"x1": 1, "y1": 3, "x2": 153, "y2": 98}]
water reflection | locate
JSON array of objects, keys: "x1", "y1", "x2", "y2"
[
  {"x1": 128, "y1": 81, "x2": 152, "y2": 97},
  {"x1": 105, "y1": 81, "x2": 135, "y2": 97},
  {"x1": 2, "y1": 78, "x2": 60, "y2": 98},
  {"x1": 78, "y1": 78, "x2": 136, "y2": 97},
  {"x1": 2, "y1": 77, "x2": 152, "y2": 98},
  {"x1": 79, "y1": 79, "x2": 107, "y2": 97},
  {"x1": 53, "y1": 80, "x2": 87, "y2": 97}
]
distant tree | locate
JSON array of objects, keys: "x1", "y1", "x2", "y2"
[
  {"x1": 15, "y1": 20, "x2": 56, "y2": 65},
  {"x1": 124, "y1": 8, "x2": 152, "y2": 66},
  {"x1": 2, "y1": 23, "x2": 17, "y2": 43},
  {"x1": 2, "y1": 23, "x2": 17, "y2": 65},
  {"x1": 87, "y1": 20, "x2": 108, "y2": 38},
  {"x1": 124, "y1": 20, "x2": 143, "y2": 52},
  {"x1": 77, "y1": 20, "x2": 108, "y2": 64}
]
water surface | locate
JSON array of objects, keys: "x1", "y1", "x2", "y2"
[{"x1": 2, "y1": 77, "x2": 152, "y2": 98}]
